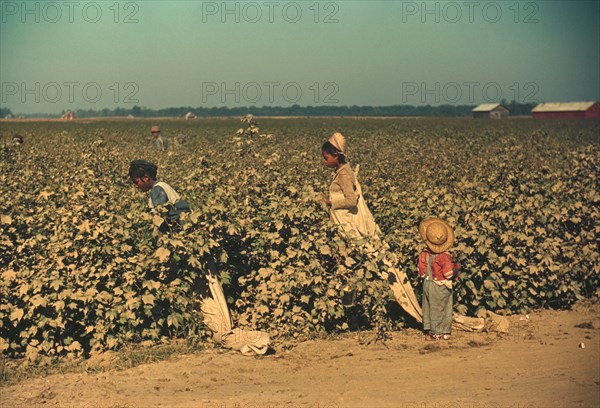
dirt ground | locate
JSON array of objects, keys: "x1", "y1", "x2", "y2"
[{"x1": 2, "y1": 302, "x2": 599, "y2": 408}]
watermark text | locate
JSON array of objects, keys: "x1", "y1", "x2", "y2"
[
  {"x1": 1, "y1": 81, "x2": 140, "y2": 104},
  {"x1": 1, "y1": 1, "x2": 140, "y2": 24},
  {"x1": 401, "y1": 81, "x2": 540, "y2": 104},
  {"x1": 201, "y1": 1, "x2": 339, "y2": 23},
  {"x1": 201, "y1": 81, "x2": 339, "y2": 104},
  {"x1": 401, "y1": 1, "x2": 539, "y2": 24}
]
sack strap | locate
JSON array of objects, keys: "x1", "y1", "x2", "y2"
[{"x1": 149, "y1": 181, "x2": 181, "y2": 209}]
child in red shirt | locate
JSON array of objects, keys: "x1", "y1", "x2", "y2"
[{"x1": 418, "y1": 218, "x2": 459, "y2": 340}]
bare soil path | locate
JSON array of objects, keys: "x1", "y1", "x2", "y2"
[{"x1": 2, "y1": 303, "x2": 599, "y2": 408}]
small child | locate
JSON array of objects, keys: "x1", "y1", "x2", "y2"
[
  {"x1": 418, "y1": 218, "x2": 460, "y2": 340},
  {"x1": 128, "y1": 159, "x2": 189, "y2": 232}
]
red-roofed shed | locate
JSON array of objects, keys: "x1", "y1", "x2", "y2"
[{"x1": 532, "y1": 102, "x2": 600, "y2": 118}]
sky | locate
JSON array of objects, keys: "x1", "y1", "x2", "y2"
[{"x1": 1, "y1": 0, "x2": 599, "y2": 114}]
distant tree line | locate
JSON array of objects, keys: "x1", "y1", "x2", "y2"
[
  {"x1": 65, "y1": 104, "x2": 482, "y2": 118},
  {"x1": 4, "y1": 101, "x2": 539, "y2": 118},
  {"x1": 504, "y1": 100, "x2": 538, "y2": 116},
  {"x1": 68, "y1": 102, "x2": 538, "y2": 118}
]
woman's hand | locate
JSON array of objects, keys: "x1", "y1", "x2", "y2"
[{"x1": 322, "y1": 193, "x2": 332, "y2": 206}]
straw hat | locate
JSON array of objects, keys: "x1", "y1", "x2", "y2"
[
  {"x1": 419, "y1": 218, "x2": 455, "y2": 253},
  {"x1": 150, "y1": 125, "x2": 160, "y2": 133},
  {"x1": 328, "y1": 132, "x2": 346, "y2": 154}
]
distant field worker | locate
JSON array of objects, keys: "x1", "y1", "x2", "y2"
[
  {"x1": 150, "y1": 125, "x2": 169, "y2": 151},
  {"x1": 128, "y1": 159, "x2": 269, "y2": 355},
  {"x1": 418, "y1": 218, "x2": 460, "y2": 340},
  {"x1": 12, "y1": 134, "x2": 23, "y2": 147}
]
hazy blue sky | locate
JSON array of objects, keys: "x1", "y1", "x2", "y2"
[{"x1": 1, "y1": 0, "x2": 599, "y2": 114}]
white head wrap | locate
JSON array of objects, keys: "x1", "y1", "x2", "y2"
[{"x1": 328, "y1": 132, "x2": 346, "y2": 155}]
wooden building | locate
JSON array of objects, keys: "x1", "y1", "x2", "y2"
[
  {"x1": 531, "y1": 101, "x2": 600, "y2": 118},
  {"x1": 472, "y1": 103, "x2": 510, "y2": 119},
  {"x1": 61, "y1": 111, "x2": 75, "y2": 120}
]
